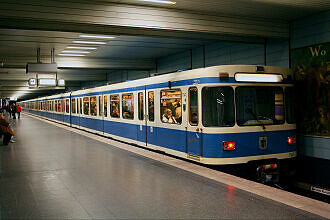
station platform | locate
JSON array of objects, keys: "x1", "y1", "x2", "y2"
[{"x1": 0, "y1": 113, "x2": 329, "y2": 219}]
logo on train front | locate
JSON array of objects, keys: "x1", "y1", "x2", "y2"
[{"x1": 259, "y1": 136, "x2": 267, "y2": 150}]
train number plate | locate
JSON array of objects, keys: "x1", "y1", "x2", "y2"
[{"x1": 259, "y1": 136, "x2": 267, "y2": 150}]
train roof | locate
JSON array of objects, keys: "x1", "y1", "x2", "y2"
[{"x1": 22, "y1": 65, "x2": 292, "y2": 102}]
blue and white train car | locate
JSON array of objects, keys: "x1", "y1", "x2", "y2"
[{"x1": 21, "y1": 65, "x2": 296, "y2": 180}]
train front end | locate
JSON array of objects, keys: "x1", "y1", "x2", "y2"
[{"x1": 200, "y1": 65, "x2": 296, "y2": 183}]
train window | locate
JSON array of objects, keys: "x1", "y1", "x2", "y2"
[
  {"x1": 122, "y1": 93, "x2": 134, "y2": 119},
  {"x1": 58, "y1": 100, "x2": 61, "y2": 112},
  {"x1": 202, "y1": 87, "x2": 234, "y2": 127},
  {"x1": 90, "y1": 97, "x2": 97, "y2": 116},
  {"x1": 104, "y1": 95, "x2": 108, "y2": 117},
  {"x1": 148, "y1": 92, "x2": 154, "y2": 122},
  {"x1": 110, "y1": 95, "x2": 120, "y2": 118},
  {"x1": 160, "y1": 89, "x2": 182, "y2": 124},
  {"x1": 83, "y1": 97, "x2": 90, "y2": 115},
  {"x1": 236, "y1": 86, "x2": 284, "y2": 126},
  {"x1": 138, "y1": 92, "x2": 144, "y2": 120},
  {"x1": 79, "y1": 98, "x2": 82, "y2": 114},
  {"x1": 62, "y1": 100, "x2": 65, "y2": 112},
  {"x1": 99, "y1": 96, "x2": 103, "y2": 116},
  {"x1": 72, "y1": 98, "x2": 76, "y2": 114},
  {"x1": 80, "y1": 98, "x2": 83, "y2": 114},
  {"x1": 77, "y1": 98, "x2": 79, "y2": 114},
  {"x1": 66, "y1": 99, "x2": 70, "y2": 113},
  {"x1": 189, "y1": 87, "x2": 198, "y2": 126},
  {"x1": 285, "y1": 87, "x2": 295, "y2": 124}
]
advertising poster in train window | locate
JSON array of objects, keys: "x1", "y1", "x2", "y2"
[{"x1": 291, "y1": 43, "x2": 329, "y2": 137}]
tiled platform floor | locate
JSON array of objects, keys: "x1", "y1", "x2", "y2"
[{"x1": 0, "y1": 114, "x2": 325, "y2": 219}]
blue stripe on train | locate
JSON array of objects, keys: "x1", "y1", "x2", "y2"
[{"x1": 24, "y1": 110, "x2": 296, "y2": 159}]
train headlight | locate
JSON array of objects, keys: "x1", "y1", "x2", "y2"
[
  {"x1": 287, "y1": 137, "x2": 296, "y2": 145},
  {"x1": 223, "y1": 141, "x2": 236, "y2": 151}
]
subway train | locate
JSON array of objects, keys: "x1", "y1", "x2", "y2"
[{"x1": 21, "y1": 65, "x2": 297, "y2": 182}]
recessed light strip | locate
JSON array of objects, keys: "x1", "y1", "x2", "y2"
[
  {"x1": 73, "y1": 40, "x2": 106, "y2": 45},
  {"x1": 67, "y1": 46, "x2": 97, "y2": 50},
  {"x1": 80, "y1": 34, "x2": 115, "y2": 39},
  {"x1": 59, "y1": 54, "x2": 85, "y2": 57},
  {"x1": 62, "y1": 50, "x2": 90, "y2": 54},
  {"x1": 137, "y1": 0, "x2": 176, "y2": 4}
]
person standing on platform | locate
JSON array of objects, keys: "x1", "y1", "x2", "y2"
[
  {"x1": 17, "y1": 105, "x2": 22, "y2": 119},
  {"x1": 12, "y1": 103, "x2": 17, "y2": 119},
  {"x1": 8, "y1": 105, "x2": 12, "y2": 118},
  {"x1": 0, "y1": 114, "x2": 15, "y2": 145}
]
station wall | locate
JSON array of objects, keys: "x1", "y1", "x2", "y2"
[
  {"x1": 106, "y1": 70, "x2": 149, "y2": 84},
  {"x1": 291, "y1": 10, "x2": 330, "y2": 50},
  {"x1": 290, "y1": 10, "x2": 330, "y2": 160},
  {"x1": 153, "y1": 39, "x2": 289, "y2": 75}
]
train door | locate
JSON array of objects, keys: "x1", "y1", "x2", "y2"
[
  {"x1": 78, "y1": 97, "x2": 83, "y2": 129},
  {"x1": 60, "y1": 99, "x2": 65, "y2": 123},
  {"x1": 71, "y1": 97, "x2": 78, "y2": 128},
  {"x1": 186, "y1": 87, "x2": 203, "y2": 156},
  {"x1": 70, "y1": 94, "x2": 72, "y2": 126},
  {"x1": 146, "y1": 90, "x2": 156, "y2": 148},
  {"x1": 103, "y1": 94, "x2": 108, "y2": 135},
  {"x1": 97, "y1": 94, "x2": 104, "y2": 135},
  {"x1": 64, "y1": 98, "x2": 70, "y2": 125},
  {"x1": 137, "y1": 90, "x2": 146, "y2": 146}
]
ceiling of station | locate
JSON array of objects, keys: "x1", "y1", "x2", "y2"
[
  {"x1": 0, "y1": 0, "x2": 329, "y2": 100},
  {"x1": 106, "y1": 0, "x2": 330, "y2": 20}
]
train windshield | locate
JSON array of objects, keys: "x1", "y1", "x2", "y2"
[
  {"x1": 202, "y1": 87, "x2": 235, "y2": 127},
  {"x1": 236, "y1": 86, "x2": 284, "y2": 126},
  {"x1": 285, "y1": 87, "x2": 296, "y2": 124}
]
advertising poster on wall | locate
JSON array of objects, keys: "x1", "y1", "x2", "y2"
[{"x1": 291, "y1": 43, "x2": 329, "y2": 137}]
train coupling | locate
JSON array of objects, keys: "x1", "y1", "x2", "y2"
[{"x1": 256, "y1": 163, "x2": 280, "y2": 183}]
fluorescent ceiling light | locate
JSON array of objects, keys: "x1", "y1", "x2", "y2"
[
  {"x1": 62, "y1": 50, "x2": 90, "y2": 54},
  {"x1": 137, "y1": 0, "x2": 176, "y2": 4},
  {"x1": 235, "y1": 74, "x2": 283, "y2": 83},
  {"x1": 67, "y1": 46, "x2": 97, "y2": 50},
  {"x1": 73, "y1": 40, "x2": 106, "y2": 45},
  {"x1": 80, "y1": 34, "x2": 115, "y2": 39},
  {"x1": 58, "y1": 54, "x2": 86, "y2": 57}
]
